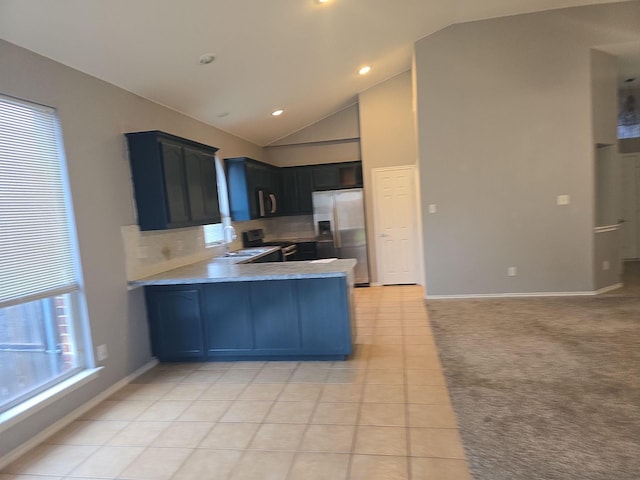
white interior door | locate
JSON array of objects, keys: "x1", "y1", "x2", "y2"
[{"x1": 373, "y1": 166, "x2": 419, "y2": 285}]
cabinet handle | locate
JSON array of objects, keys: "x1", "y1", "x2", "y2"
[{"x1": 270, "y1": 193, "x2": 277, "y2": 214}]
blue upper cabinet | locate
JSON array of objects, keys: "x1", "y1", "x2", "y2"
[
  {"x1": 126, "y1": 131, "x2": 221, "y2": 231},
  {"x1": 225, "y1": 157, "x2": 283, "y2": 221},
  {"x1": 226, "y1": 158, "x2": 362, "y2": 220},
  {"x1": 281, "y1": 166, "x2": 313, "y2": 215},
  {"x1": 312, "y1": 161, "x2": 363, "y2": 191}
]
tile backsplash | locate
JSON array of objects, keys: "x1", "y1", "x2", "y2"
[
  {"x1": 267, "y1": 215, "x2": 315, "y2": 240},
  {"x1": 122, "y1": 215, "x2": 314, "y2": 281}
]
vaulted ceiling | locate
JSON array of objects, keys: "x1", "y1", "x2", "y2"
[{"x1": 0, "y1": 0, "x2": 631, "y2": 146}]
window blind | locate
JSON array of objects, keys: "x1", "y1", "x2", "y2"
[{"x1": 0, "y1": 94, "x2": 77, "y2": 308}]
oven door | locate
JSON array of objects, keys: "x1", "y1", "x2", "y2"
[{"x1": 257, "y1": 189, "x2": 279, "y2": 217}]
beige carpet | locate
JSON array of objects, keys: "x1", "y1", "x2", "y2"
[{"x1": 428, "y1": 264, "x2": 640, "y2": 480}]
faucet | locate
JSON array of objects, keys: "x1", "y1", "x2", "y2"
[{"x1": 223, "y1": 225, "x2": 237, "y2": 253}]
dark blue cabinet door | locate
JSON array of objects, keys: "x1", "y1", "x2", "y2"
[
  {"x1": 296, "y1": 167, "x2": 314, "y2": 213},
  {"x1": 312, "y1": 162, "x2": 362, "y2": 191},
  {"x1": 297, "y1": 278, "x2": 351, "y2": 354},
  {"x1": 250, "y1": 280, "x2": 300, "y2": 350},
  {"x1": 281, "y1": 168, "x2": 297, "y2": 215},
  {"x1": 160, "y1": 142, "x2": 190, "y2": 225},
  {"x1": 145, "y1": 286, "x2": 204, "y2": 360},
  {"x1": 282, "y1": 166, "x2": 313, "y2": 215},
  {"x1": 312, "y1": 164, "x2": 339, "y2": 190},
  {"x1": 184, "y1": 147, "x2": 221, "y2": 224},
  {"x1": 203, "y1": 283, "x2": 253, "y2": 352},
  {"x1": 337, "y1": 162, "x2": 363, "y2": 188},
  {"x1": 126, "y1": 131, "x2": 220, "y2": 231},
  {"x1": 244, "y1": 161, "x2": 264, "y2": 218}
]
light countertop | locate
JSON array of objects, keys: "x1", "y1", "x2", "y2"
[{"x1": 129, "y1": 256, "x2": 357, "y2": 287}]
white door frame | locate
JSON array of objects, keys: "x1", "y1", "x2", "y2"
[
  {"x1": 621, "y1": 153, "x2": 640, "y2": 260},
  {"x1": 371, "y1": 165, "x2": 425, "y2": 286}
]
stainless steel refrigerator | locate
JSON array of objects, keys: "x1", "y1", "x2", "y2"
[{"x1": 312, "y1": 188, "x2": 369, "y2": 285}]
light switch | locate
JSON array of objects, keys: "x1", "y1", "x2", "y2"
[
  {"x1": 557, "y1": 195, "x2": 570, "y2": 206},
  {"x1": 428, "y1": 204, "x2": 437, "y2": 214}
]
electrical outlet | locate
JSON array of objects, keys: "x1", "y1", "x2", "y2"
[
  {"x1": 556, "y1": 195, "x2": 570, "y2": 206},
  {"x1": 508, "y1": 267, "x2": 517, "y2": 277},
  {"x1": 97, "y1": 344, "x2": 108, "y2": 361},
  {"x1": 602, "y1": 260, "x2": 610, "y2": 271},
  {"x1": 428, "y1": 204, "x2": 437, "y2": 214}
]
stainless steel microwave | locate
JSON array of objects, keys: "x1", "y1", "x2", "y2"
[{"x1": 256, "y1": 189, "x2": 279, "y2": 217}]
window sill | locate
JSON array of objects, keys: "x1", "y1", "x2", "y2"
[{"x1": 0, "y1": 367, "x2": 103, "y2": 434}]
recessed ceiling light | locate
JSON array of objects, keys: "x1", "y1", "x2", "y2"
[
  {"x1": 272, "y1": 109, "x2": 284, "y2": 116},
  {"x1": 199, "y1": 53, "x2": 216, "y2": 65},
  {"x1": 358, "y1": 65, "x2": 371, "y2": 75},
  {"x1": 316, "y1": 0, "x2": 330, "y2": 4}
]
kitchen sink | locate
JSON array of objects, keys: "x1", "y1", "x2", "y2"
[
  {"x1": 223, "y1": 251, "x2": 254, "y2": 257},
  {"x1": 224, "y1": 247, "x2": 273, "y2": 257}
]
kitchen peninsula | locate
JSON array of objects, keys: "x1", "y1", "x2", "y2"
[{"x1": 130, "y1": 256, "x2": 356, "y2": 362}]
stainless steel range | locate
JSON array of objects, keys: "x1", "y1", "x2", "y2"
[{"x1": 242, "y1": 228, "x2": 297, "y2": 261}]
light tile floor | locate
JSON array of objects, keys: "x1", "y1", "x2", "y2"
[{"x1": 2, "y1": 285, "x2": 471, "y2": 480}]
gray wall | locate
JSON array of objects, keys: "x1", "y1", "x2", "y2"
[
  {"x1": 358, "y1": 71, "x2": 419, "y2": 284},
  {"x1": 265, "y1": 104, "x2": 361, "y2": 167},
  {"x1": 0, "y1": 39, "x2": 264, "y2": 458},
  {"x1": 414, "y1": 1, "x2": 640, "y2": 296},
  {"x1": 591, "y1": 49, "x2": 618, "y2": 147}
]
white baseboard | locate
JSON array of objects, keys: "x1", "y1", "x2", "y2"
[
  {"x1": 595, "y1": 283, "x2": 624, "y2": 294},
  {"x1": 0, "y1": 358, "x2": 158, "y2": 471},
  {"x1": 426, "y1": 285, "x2": 624, "y2": 300}
]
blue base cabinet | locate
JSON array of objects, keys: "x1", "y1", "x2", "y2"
[
  {"x1": 144, "y1": 278, "x2": 353, "y2": 361},
  {"x1": 251, "y1": 281, "x2": 300, "y2": 351},
  {"x1": 204, "y1": 283, "x2": 253, "y2": 352},
  {"x1": 297, "y1": 278, "x2": 351, "y2": 354},
  {"x1": 145, "y1": 286, "x2": 205, "y2": 361}
]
